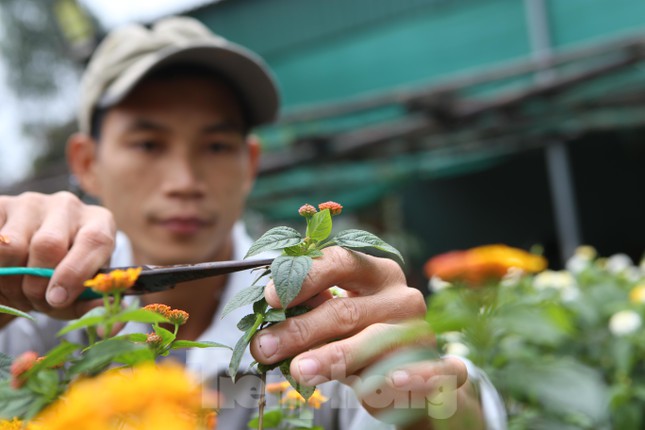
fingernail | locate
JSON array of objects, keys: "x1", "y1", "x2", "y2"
[
  {"x1": 297, "y1": 358, "x2": 320, "y2": 376},
  {"x1": 257, "y1": 333, "x2": 279, "y2": 358},
  {"x1": 47, "y1": 285, "x2": 68, "y2": 306},
  {"x1": 391, "y1": 370, "x2": 410, "y2": 388}
]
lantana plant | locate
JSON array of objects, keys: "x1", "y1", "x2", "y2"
[
  {"x1": 223, "y1": 201, "x2": 403, "y2": 428},
  {"x1": 0, "y1": 267, "x2": 226, "y2": 426}
]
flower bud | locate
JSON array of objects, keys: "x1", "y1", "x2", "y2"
[
  {"x1": 318, "y1": 201, "x2": 343, "y2": 216},
  {"x1": 298, "y1": 204, "x2": 317, "y2": 217}
]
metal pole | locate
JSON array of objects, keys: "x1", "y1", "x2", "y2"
[{"x1": 524, "y1": 0, "x2": 582, "y2": 262}]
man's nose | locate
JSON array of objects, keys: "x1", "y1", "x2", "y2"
[{"x1": 161, "y1": 155, "x2": 206, "y2": 198}]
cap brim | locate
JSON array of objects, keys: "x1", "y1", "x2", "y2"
[{"x1": 98, "y1": 43, "x2": 279, "y2": 128}]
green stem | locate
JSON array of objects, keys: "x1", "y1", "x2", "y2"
[{"x1": 258, "y1": 371, "x2": 267, "y2": 430}]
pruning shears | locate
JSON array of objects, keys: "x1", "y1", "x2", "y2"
[{"x1": 0, "y1": 258, "x2": 274, "y2": 300}]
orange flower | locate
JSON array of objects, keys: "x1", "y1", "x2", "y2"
[
  {"x1": 143, "y1": 303, "x2": 172, "y2": 318},
  {"x1": 0, "y1": 234, "x2": 10, "y2": 245},
  {"x1": 83, "y1": 267, "x2": 142, "y2": 294},
  {"x1": 279, "y1": 388, "x2": 328, "y2": 410},
  {"x1": 318, "y1": 201, "x2": 343, "y2": 216},
  {"x1": 10, "y1": 351, "x2": 38, "y2": 389},
  {"x1": 265, "y1": 381, "x2": 291, "y2": 395},
  {"x1": 424, "y1": 244, "x2": 547, "y2": 286},
  {"x1": 167, "y1": 309, "x2": 190, "y2": 326}
]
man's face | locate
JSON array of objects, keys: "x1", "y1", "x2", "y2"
[{"x1": 84, "y1": 76, "x2": 259, "y2": 265}]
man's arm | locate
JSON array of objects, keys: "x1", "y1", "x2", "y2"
[
  {"x1": 249, "y1": 246, "x2": 490, "y2": 429},
  {"x1": 0, "y1": 191, "x2": 116, "y2": 328}
]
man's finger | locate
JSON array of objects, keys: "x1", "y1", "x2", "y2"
[
  {"x1": 46, "y1": 212, "x2": 115, "y2": 307},
  {"x1": 264, "y1": 246, "x2": 406, "y2": 308},
  {"x1": 287, "y1": 322, "x2": 435, "y2": 386}
]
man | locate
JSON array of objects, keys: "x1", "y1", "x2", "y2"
[{"x1": 0, "y1": 17, "x2": 505, "y2": 429}]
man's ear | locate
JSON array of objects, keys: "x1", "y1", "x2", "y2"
[{"x1": 66, "y1": 133, "x2": 101, "y2": 198}]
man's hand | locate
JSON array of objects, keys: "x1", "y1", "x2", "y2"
[
  {"x1": 249, "y1": 246, "x2": 484, "y2": 428},
  {"x1": 0, "y1": 191, "x2": 116, "y2": 327}
]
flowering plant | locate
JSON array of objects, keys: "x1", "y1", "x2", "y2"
[
  {"x1": 0, "y1": 268, "x2": 224, "y2": 428},
  {"x1": 425, "y1": 245, "x2": 645, "y2": 429}
]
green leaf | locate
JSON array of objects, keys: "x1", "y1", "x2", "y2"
[
  {"x1": 229, "y1": 332, "x2": 252, "y2": 381},
  {"x1": 247, "y1": 408, "x2": 283, "y2": 428},
  {"x1": 0, "y1": 353, "x2": 12, "y2": 381},
  {"x1": 26, "y1": 368, "x2": 59, "y2": 398},
  {"x1": 0, "y1": 305, "x2": 35, "y2": 321},
  {"x1": 108, "y1": 309, "x2": 169, "y2": 324},
  {"x1": 237, "y1": 314, "x2": 256, "y2": 331},
  {"x1": 253, "y1": 298, "x2": 269, "y2": 314},
  {"x1": 0, "y1": 382, "x2": 36, "y2": 420},
  {"x1": 245, "y1": 226, "x2": 302, "y2": 258},
  {"x1": 153, "y1": 325, "x2": 176, "y2": 346},
  {"x1": 69, "y1": 338, "x2": 144, "y2": 376},
  {"x1": 222, "y1": 284, "x2": 265, "y2": 318},
  {"x1": 171, "y1": 340, "x2": 231, "y2": 350},
  {"x1": 112, "y1": 347, "x2": 156, "y2": 366},
  {"x1": 57, "y1": 306, "x2": 107, "y2": 336},
  {"x1": 27, "y1": 341, "x2": 81, "y2": 375},
  {"x1": 265, "y1": 309, "x2": 286, "y2": 322},
  {"x1": 271, "y1": 255, "x2": 313, "y2": 308},
  {"x1": 306, "y1": 209, "x2": 332, "y2": 242},
  {"x1": 110, "y1": 333, "x2": 148, "y2": 343},
  {"x1": 333, "y1": 229, "x2": 404, "y2": 265},
  {"x1": 280, "y1": 359, "x2": 316, "y2": 400}
]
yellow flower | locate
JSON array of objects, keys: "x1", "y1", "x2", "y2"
[
  {"x1": 33, "y1": 362, "x2": 211, "y2": 430},
  {"x1": 630, "y1": 285, "x2": 645, "y2": 304},
  {"x1": 0, "y1": 418, "x2": 31, "y2": 430},
  {"x1": 279, "y1": 388, "x2": 328, "y2": 410},
  {"x1": 84, "y1": 267, "x2": 142, "y2": 294}
]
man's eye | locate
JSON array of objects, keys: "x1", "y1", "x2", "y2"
[
  {"x1": 132, "y1": 141, "x2": 162, "y2": 152},
  {"x1": 206, "y1": 142, "x2": 234, "y2": 153}
]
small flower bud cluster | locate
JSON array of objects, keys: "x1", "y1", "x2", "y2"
[
  {"x1": 143, "y1": 303, "x2": 190, "y2": 326},
  {"x1": 298, "y1": 201, "x2": 344, "y2": 217}
]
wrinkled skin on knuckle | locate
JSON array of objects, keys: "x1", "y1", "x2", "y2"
[
  {"x1": 30, "y1": 230, "x2": 69, "y2": 261},
  {"x1": 81, "y1": 226, "x2": 115, "y2": 250},
  {"x1": 282, "y1": 316, "x2": 313, "y2": 349},
  {"x1": 326, "y1": 297, "x2": 364, "y2": 331}
]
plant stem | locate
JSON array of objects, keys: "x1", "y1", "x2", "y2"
[{"x1": 258, "y1": 371, "x2": 267, "y2": 430}]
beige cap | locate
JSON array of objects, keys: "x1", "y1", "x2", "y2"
[{"x1": 78, "y1": 16, "x2": 279, "y2": 133}]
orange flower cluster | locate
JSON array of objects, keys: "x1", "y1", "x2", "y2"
[
  {"x1": 10, "y1": 351, "x2": 38, "y2": 389},
  {"x1": 424, "y1": 244, "x2": 547, "y2": 286},
  {"x1": 83, "y1": 267, "x2": 142, "y2": 294},
  {"x1": 143, "y1": 303, "x2": 190, "y2": 326},
  {"x1": 318, "y1": 201, "x2": 343, "y2": 216},
  {"x1": 280, "y1": 388, "x2": 328, "y2": 410}
]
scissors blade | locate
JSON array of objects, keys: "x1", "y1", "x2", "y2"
[{"x1": 97, "y1": 258, "x2": 274, "y2": 295}]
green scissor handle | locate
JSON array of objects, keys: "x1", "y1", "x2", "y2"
[{"x1": 0, "y1": 267, "x2": 101, "y2": 300}]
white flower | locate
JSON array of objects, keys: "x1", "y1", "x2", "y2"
[
  {"x1": 445, "y1": 342, "x2": 470, "y2": 358},
  {"x1": 606, "y1": 254, "x2": 633, "y2": 274},
  {"x1": 609, "y1": 310, "x2": 642, "y2": 336},
  {"x1": 533, "y1": 270, "x2": 576, "y2": 290},
  {"x1": 566, "y1": 246, "x2": 596, "y2": 274},
  {"x1": 501, "y1": 267, "x2": 524, "y2": 287},
  {"x1": 429, "y1": 276, "x2": 452, "y2": 292}
]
